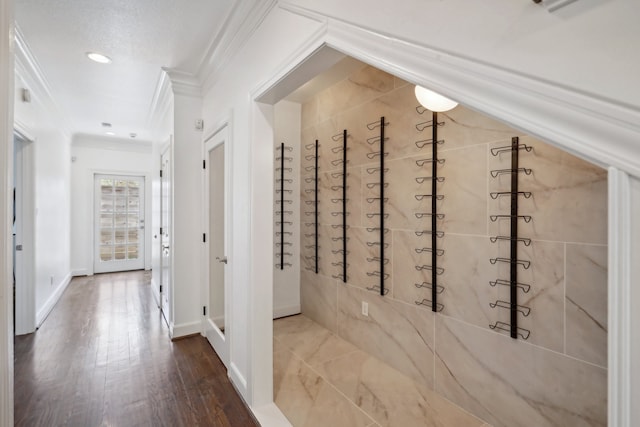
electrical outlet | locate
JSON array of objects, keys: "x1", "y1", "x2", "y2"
[{"x1": 361, "y1": 301, "x2": 368, "y2": 316}]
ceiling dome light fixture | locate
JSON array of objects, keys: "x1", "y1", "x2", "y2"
[
  {"x1": 87, "y1": 52, "x2": 112, "y2": 64},
  {"x1": 414, "y1": 85, "x2": 458, "y2": 112}
]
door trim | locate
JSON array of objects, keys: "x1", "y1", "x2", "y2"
[
  {"x1": 13, "y1": 130, "x2": 35, "y2": 335},
  {"x1": 160, "y1": 140, "x2": 173, "y2": 329},
  {"x1": 93, "y1": 174, "x2": 146, "y2": 274},
  {"x1": 202, "y1": 116, "x2": 233, "y2": 367}
]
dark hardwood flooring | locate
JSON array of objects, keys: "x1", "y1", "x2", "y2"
[{"x1": 14, "y1": 271, "x2": 259, "y2": 427}]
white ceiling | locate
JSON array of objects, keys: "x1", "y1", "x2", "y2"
[{"x1": 15, "y1": 0, "x2": 235, "y2": 142}]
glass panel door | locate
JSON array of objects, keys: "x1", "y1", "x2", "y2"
[{"x1": 94, "y1": 174, "x2": 145, "y2": 273}]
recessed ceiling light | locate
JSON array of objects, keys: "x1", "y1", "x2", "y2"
[
  {"x1": 105, "y1": 131, "x2": 115, "y2": 136},
  {"x1": 87, "y1": 52, "x2": 112, "y2": 64}
]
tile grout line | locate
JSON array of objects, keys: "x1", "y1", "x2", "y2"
[
  {"x1": 438, "y1": 313, "x2": 607, "y2": 370},
  {"x1": 287, "y1": 344, "x2": 379, "y2": 426}
]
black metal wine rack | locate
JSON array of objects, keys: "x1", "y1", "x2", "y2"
[
  {"x1": 488, "y1": 136, "x2": 533, "y2": 340},
  {"x1": 364, "y1": 117, "x2": 390, "y2": 296},
  {"x1": 330, "y1": 130, "x2": 348, "y2": 282},
  {"x1": 413, "y1": 109, "x2": 445, "y2": 312},
  {"x1": 275, "y1": 143, "x2": 293, "y2": 269},
  {"x1": 302, "y1": 140, "x2": 319, "y2": 273}
]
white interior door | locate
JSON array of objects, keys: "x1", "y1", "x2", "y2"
[
  {"x1": 204, "y1": 125, "x2": 230, "y2": 367},
  {"x1": 94, "y1": 174, "x2": 145, "y2": 273},
  {"x1": 13, "y1": 133, "x2": 35, "y2": 335},
  {"x1": 160, "y1": 146, "x2": 172, "y2": 325}
]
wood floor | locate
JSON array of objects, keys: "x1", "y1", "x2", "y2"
[{"x1": 14, "y1": 271, "x2": 259, "y2": 427}]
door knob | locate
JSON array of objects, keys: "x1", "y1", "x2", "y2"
[{"x1": 216, "y1": 256, "x2": 228, "y2": 264}]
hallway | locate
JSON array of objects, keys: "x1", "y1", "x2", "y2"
[{"x1": 13, "y1": 271, "x2": 258, "y2": 427}]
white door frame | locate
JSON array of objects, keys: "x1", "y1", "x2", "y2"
[
  {"x1": 12, "y1": 128, "x2": 35, "y2": 335},
  {"x1": 160, "y1": 140, "x2": 173, "y2": 328},
  {"x1": 93, "y1": 174, "x2": 146, "y2": 274},
  {"x1": 202, "y1": 118, "x2": 232, "y2": 367}
]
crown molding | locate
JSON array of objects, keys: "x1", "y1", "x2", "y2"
[
  {"x1": 13, "y1": 25, "x2": 72, "y2": 139},
  {"x1": 198, "y1": 0, "x2": 278, "y2": 94},
  {"x1": 146, "y1": 70, "x2": 173, "y2": 139},
  {"x1": 162, "y1": 67, "x2": 202, "y2": 98},
  {"x1": 279, "y1": 2, "x2": 640, "y2": 177}
]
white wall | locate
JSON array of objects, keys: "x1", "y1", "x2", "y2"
[
  {"x1": 282, "y1": 0, "x2": 640, "y2": 109},
  {"x1": 70, "y1": 135, "x2": 154, "y2": 276},
  {"x1": 14, "y1": 53, "x2": 72, "y2": 328},
  {"x1": 196, "y1": 1, "x2": 640, "y2": 420},
  {"x1": 170, "y1": 91, "x2": 203, "y2": 337},
  {"x1": 273, "y1": 100, "x2": 301, "y2": 318}
]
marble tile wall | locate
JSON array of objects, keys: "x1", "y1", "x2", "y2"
[{"x1": 295, "y1": 63, "x2": 608, "y2": 426}]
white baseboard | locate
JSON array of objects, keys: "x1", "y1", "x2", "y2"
[
  {"x1": 229, "y1": 361, "x2": 248, "y2": 394},
  {"x1": 71, "y1": 269, "x2": 88, "y2": 277},
  {"x1": 273, "y1": 304, "x2": 300, "y2": 319},
  {"x1": 251, "y1": 403, "x2": 293, "y2": 427},
  {"x1": 36, "y1": 272, "x2": 72, "y2": 328},
  {"x1": 170, "y1": 320, "x2": 201, "y2": 339}
]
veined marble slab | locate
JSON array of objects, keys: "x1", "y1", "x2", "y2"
[{"x1": 434, "y1": 316, "x2": 606, "y2": 427}]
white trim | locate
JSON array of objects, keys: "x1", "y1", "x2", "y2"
[
  {"x1": 229, "y1": 361, "x2": 248, "y2": 392},
  {"x1": 279, "y1": 3, "x2": 640, "y2": 178},
  {"x1": 162, "y1": 68, "x2": 202, "y2": 98},
  {"x1": 608, "y1": 167, "x2": 631, "y2": 427},
  {"x1": 273, "y1": 304, "x2": 300, "y2": 320},
  {"x1": 13, "y1": 25, "x2": 72, "y2": 139},
  {"x1": 35, "y1": 272, "x2": 71, "y2": 328},
  {"x1": 146, "y1": 70, "x2": 173, "y2": 133},
  {"x1": 250, "y1": 403, "x2": 293, "y2": 427},
  {"x1": 71, "y1": 269, "x2": 89, "y2": 277},
  {"x1": 202, "y1": 119, "x2": 233, "y2": 368},
  {"x1": 0, "y1": 0, "x2": 15, "y2": 424},
  {"x1": 169, "y1": 320, "x2": 201, "y2": 339},
  {"x1": 199, "y1": 0, "x2": 278, "y2": 94}
]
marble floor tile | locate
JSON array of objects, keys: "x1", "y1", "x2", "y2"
[
  {"x1": 435, "y1": 316, "x2": 606, "y2": 427},
  {"x1": 274, "y1": 348, "x2": 374, "y2": 427},
  {"x1": 300, "y1": 270, "x2": 338, "y2": 333},
  {"x1": 314, "y1": 350, "x2": 485, "y2": 427},
  {"x1": 337, "y1": 284, "x2": 434, "y2": 388},
  {"x1": 565, "y1": 243, "x2": 607, "y2": 367},
  {"x1": 273, "y1": 315, "x2": 359, "y2": 367}
]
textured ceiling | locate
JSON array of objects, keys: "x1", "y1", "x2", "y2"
[{"x1": 15, "y1": 0, "x2": 235, "y2": 141}]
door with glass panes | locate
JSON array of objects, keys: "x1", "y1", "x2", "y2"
[{"x1": 94, "y1": 174, "x2": 145, "y2": 273}]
